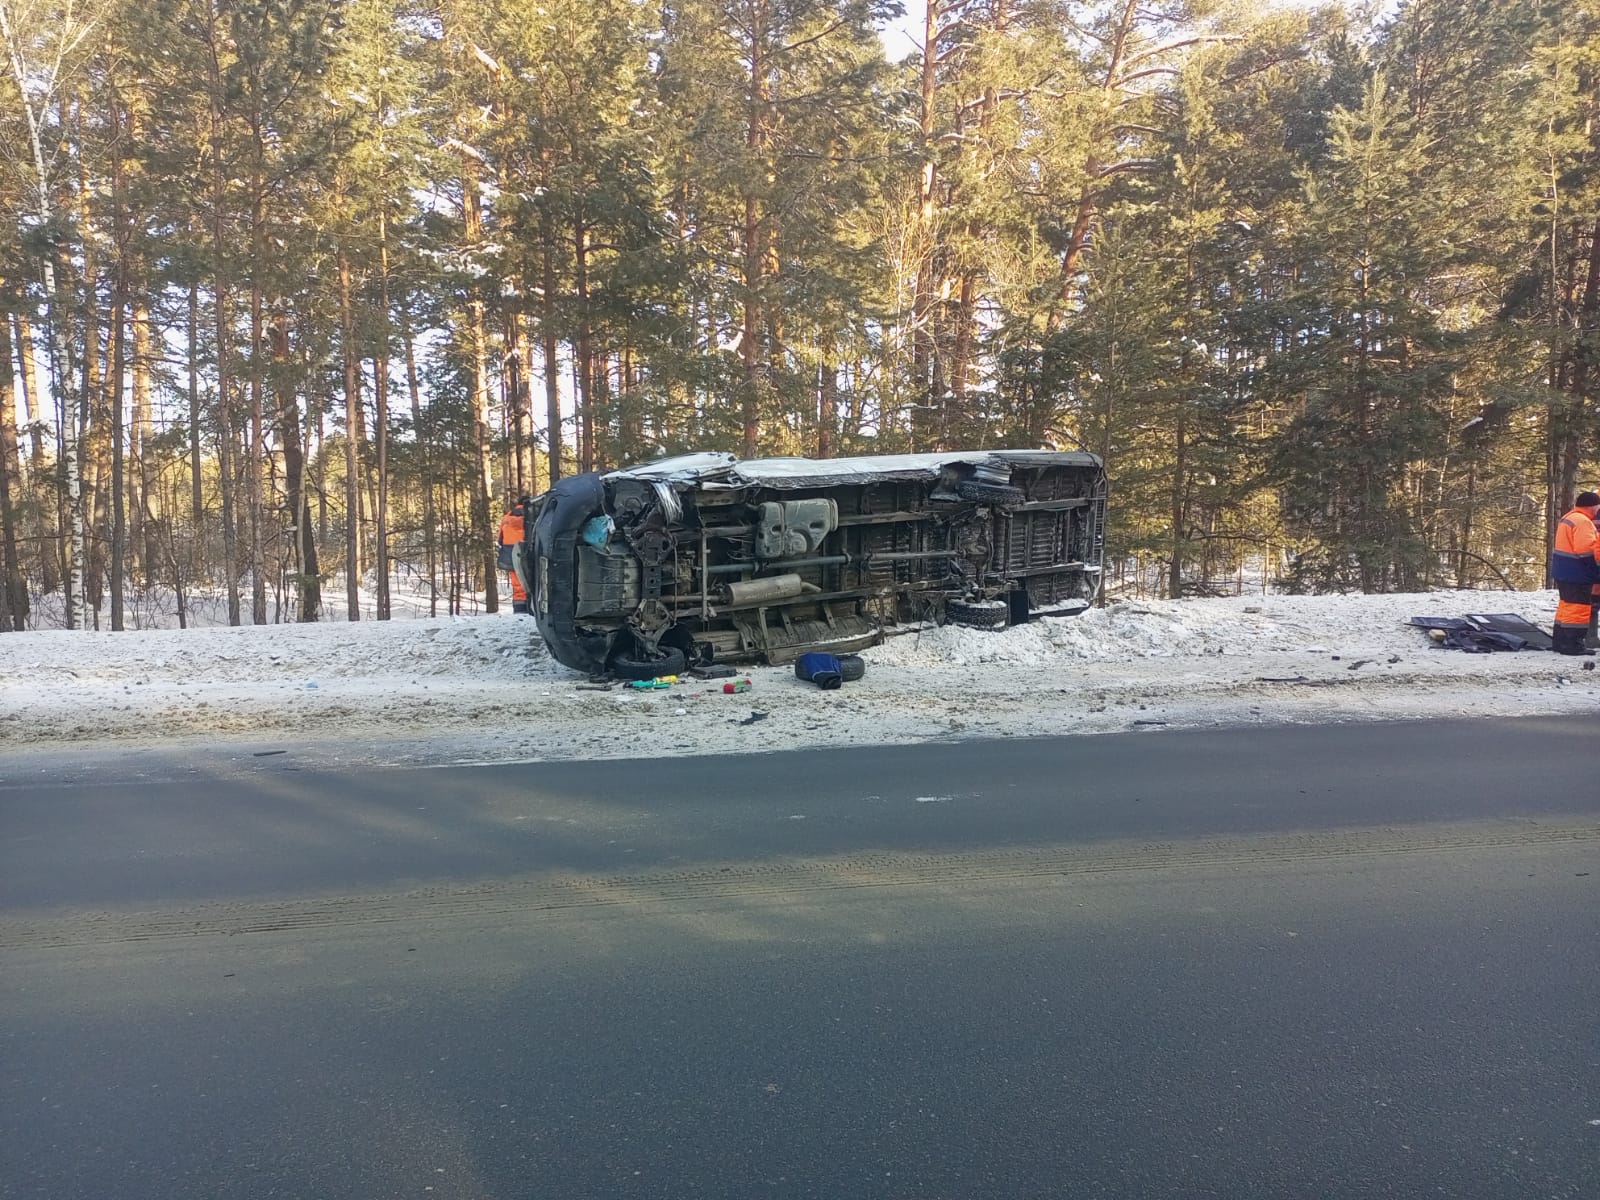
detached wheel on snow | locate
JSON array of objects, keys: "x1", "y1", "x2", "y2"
[
  {"x1": 956, "y1": 480, "x2": 1025, "y2": 505},
  {"x1": 837, "y1": 654, "x2": 866, "y2": 682},
  {"x1": 610, "y1": 643, "x2": 688, "y2": 681},
  {"x1": 946, "y1": 598, "x2": 1009, "y2": 630}
]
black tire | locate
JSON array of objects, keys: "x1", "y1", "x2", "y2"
[
  {"x1": 837, "y1": 654, "x2": 866, "y2": 682},
  {"x1": 956, "y1": 480, "x2": 1025, "y2": 505},
  {"x1": 611, "y1": 643, "x2": 688, "y2": 681},
  {"x1": 946, "y1": 598, "x2": 1009, "y2": 629}
]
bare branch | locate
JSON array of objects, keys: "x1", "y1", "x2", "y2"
[
  {"x1": 1094, "y1": 157, "x2": 1162, "y2": 177},
  {"x1": 1121, "y1": 33, "x2": 1243, "y2": 73},
  {"x1": 776, "y1": 16, "x2": 849, "y2": 57},
  {"x1": 1116, "y1": 65, "x2": 1181, "y2": 88}
]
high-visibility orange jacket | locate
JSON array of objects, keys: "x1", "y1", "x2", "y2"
[
  {"x1": 1552, "y1": 506, "x2": 1599, "y2": 586},
  {"x1": 1553, "y1": 505, "x2": 1600, "y2": 629},
  {"x1": 497, "y1": 504, "x2": 529, "y2": 604},
  {"x1": 498, "y1": 507, "x2": 525, "y2": 551}
]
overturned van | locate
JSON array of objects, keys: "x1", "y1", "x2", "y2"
[{"x1": 518, "y1": 449, "x2": 1106, "y2": 678}]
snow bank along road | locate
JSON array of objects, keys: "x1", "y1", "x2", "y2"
[{"x1": 2, "y1": 590, "x2": 1596, "y2": 765}]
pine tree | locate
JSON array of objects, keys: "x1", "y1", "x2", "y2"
[{"x1": 1272, "y1": 76, "x2": 1463, "y2": 591}]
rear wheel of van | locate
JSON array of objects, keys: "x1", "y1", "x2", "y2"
[{"x1": 946, "y1": 598, "x2": 1009, "y2": 629}]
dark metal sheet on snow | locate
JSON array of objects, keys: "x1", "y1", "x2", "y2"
[{"x1": 1466, "y1": 613, "x2": 1554, "y2": 651}]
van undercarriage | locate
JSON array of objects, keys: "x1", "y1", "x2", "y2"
[{"x1": 522, "y1": 450, "x2": 1107, "y2": 678}]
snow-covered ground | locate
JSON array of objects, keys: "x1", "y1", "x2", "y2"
[
  {"x1": 1, "y1": 590, "x2": 1595, "y2": 767},
  {"x1": 19, "y1": 573, "x2": 489, "y2": 631}
]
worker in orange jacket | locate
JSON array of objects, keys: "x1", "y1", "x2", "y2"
[
  {"x1": 1551, "y1": 490, "x2": 1600, "y2": 656},
  {"x1": 498, "y1": 495, "x2": 532, "y2": 614}
]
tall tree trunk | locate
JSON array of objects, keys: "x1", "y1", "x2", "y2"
[
  {"x1": 0, "y1": 315, "x2": 25, "y2": 629},
  {"x1": 272, "y1": 311, "x2": 319, "y2": 620},
  {"x1": 505, "y1": 303, "x2": 533, "y2": 498},
  {"x1": 207, "y1": 14, "x2": 241, "y2": 625},
  {"x1": 187, "y1": 283, "x2": 204, "y2": 527},
  {"x1": 617, "y1": 345, "x2": 640, "y2": 459},
  {"x1": 463, "y1": 179, "x2": 499, "y2": 612},
  {"x1": 1168, "y1": 412, "x2": 1187, "y2": 600},
  {"x1": 1456, "y1": 461, "x2": 1476, "y2": 589},
  {"x1": 469, "y1": 309, "x2": 497, "y2": 605},
  {"x1": 77, "y1": 132, "x2": 106, "y2": 627},
  {"x1": 740, "y1": 14, "x2": 768, "y2": 460},
  {"x1": 214, "y1": 287, "x2": 241, "y2": 628},
  {"x1": 74, "y1": 179, "x2": 104, "y2": 622},
  {"x1": 817, "y1": 359, "x2": 837, "y2": 459},
  {"x1": 910, "y1": 0, "x2": 943, "y2": 447},
  {"x1": 132, "y1": 300, "x2": 156, "y2": 581},
  {"x1": 108, "y1": 268, "x2": 127, "y2": 632},
  {"x1": 12, "y1": 316, "x2": 45, "y2": 470},
  {"x1": 248, "y1": 170, "x2": 267, "y2": 624},
  {"x1": 540, "y1": 202, "x2": 563, "y2": 483},
  {"x1": 1055, "y1": 0, "x2": 1139, "y2": 303},
  {"x1": 2, "y1": 24, "x2": 83, "y2": 625},
  {"x1": 12, "y1": 314, "x2": 57, "y2": 597},
  {"x1": 314, "y1": 398, "x2": 328, "y2": 546},
  {"x1": 573, "y1": 215, "x2": 595, "y2": 473},
  {"x1": 108, "y1": 86, "x2": 130, "y2": 632},
  {"x1": 338, "y1": 240, "x2": 362, "y2": 620},
  {"x1": 948, "y1": 272, "x2": 977, "y2": 446},
  {"x1": 402, "y1": 312, "x2": 437, "y2": 616},
  {"x1": 375, "y1": 209, "x2": 393, "y2": 621},
  {"x1": 1552, "y1": 217, "x2": 1600, "y2": 524},
  {"x1": 1168, "y1": 242, "x2": 1196, "y2": 601}
]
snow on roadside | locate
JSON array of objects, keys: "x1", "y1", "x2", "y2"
[
  {"x1": 869, "y1": 591, "x2": 1525, "y2": 667},
  {"x1": 1, "y1": 613, "x2": 558, "y2": 685},
  {"x1": 1, "y1": 590, "x2": 1596, "y2": 764},
  {"x1": 19, "y1": 575, "x2": 491, "y2": 631}
]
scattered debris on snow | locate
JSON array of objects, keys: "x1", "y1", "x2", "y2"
[{"x1": 1, "y1": 590, "x2": 1595, "y2": 766}]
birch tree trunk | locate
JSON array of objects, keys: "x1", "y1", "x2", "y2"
[{"x1": 0, "y1": 0, "x2": 99, "y2": 628}]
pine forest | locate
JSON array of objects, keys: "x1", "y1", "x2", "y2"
[{"x1": 1, "y1": 0, "x2": 1597, "y2": 630}]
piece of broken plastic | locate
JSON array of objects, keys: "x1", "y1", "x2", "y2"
[{"x1": 580, "y1": 515, "x2": 614, "y2": 546}]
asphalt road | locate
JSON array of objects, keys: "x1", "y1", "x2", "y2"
[{"x1": 3, "y1": 717, "x2": 1599, "y2": 1199}]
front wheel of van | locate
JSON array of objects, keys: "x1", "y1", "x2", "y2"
[{"x1": 610, "y1": 643, "x2": 688, "y2": 681}]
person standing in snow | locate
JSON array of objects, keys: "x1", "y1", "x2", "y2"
[
  {"x1": 498, "y1": 495, "x2": 532, "y2": 615},
  {"x1": 1550, "y1": 490, "x2": 1600, "y2": 656}
]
